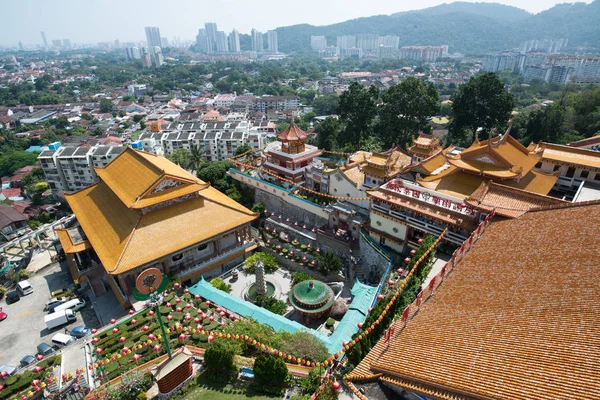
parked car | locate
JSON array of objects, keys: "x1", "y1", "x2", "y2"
[
  {"x1": 36, "y1": 343, "x2": 55, "y2": 357},
  {"x1": 0, "y1": 365, "x2": 17, "y2": 378},
  {"x1": 51, "y1": 333, "x2": 77, "y2": 349},
  {"x1": 5, "y1": 291, "x2": 19, "y2": 304},
  {"x1": 16, "y1": 280, "x2": 33, "y2": 296},
  {"x1": 52, "y1": 298, "x2": 86, "y2": 313},
  {"x1": 0, "y1": 307, "x2": 7, "y2": 321},
  {"x1": 19, "y1": 355, "x2": 36, "y2": 368},
  {"x1": 50, "y1": 287, "x2": 74, "y2": 298},
  {"x1": 44, "y1": 297, "x2": 70, "y2": 312},
  {"x1": 69, "y1": 326, "x2": 91, "y2": 338}
]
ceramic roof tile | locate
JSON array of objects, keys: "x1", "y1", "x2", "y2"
[
  {"x1": 366, "y1": 202, "x2": 600, "y2": 400},
  {"x1": 277, "y1": 121, "x2": 308, "y2": 141}
]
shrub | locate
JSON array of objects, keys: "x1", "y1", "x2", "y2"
[
  {"x1": 199, "y1": 302, "x2": 209, "y2": 310},
  {"x1": 210, "y1": 278, "x2": 232, "y2": 294},
  {"x1": 243, "y1": 252, "x2": 278, "y2": 273},
  {"x1": 326, "y1": 318, "x2": 335, "y2": 327},
  {"x1": 159, "y1": 306, "x2": 170, "y2": 315},
  {"x1": 204, "y1": 340, "x2": 235, "y2": 379},
  {"x1": 317, "y1": 250, "x2": 343, "y2": 274},
  {"x1": 253, "y1": 354, "x2": 288, "y2": 394},
  {"x1": 292, "y1": 272, "x2": 313, "y2": 285},
  {"x1": 300, "y1": 367, "x2": 326, "y2": 395}
]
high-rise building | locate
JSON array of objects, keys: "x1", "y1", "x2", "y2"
[
  {"x1": 205, "y1": 22, "x2": 218, "y2": 51},
  {"x1": 40, "y1": 31, "x2": 48, "y2": 50},
  {"x1": 62, "y1": 39, "x2": 71, "y2": 50},
  {"x1": 145, "y1": 27, "x2": 162, "y2": 51},
  {"x1": 196, "y1": 29, "x2": 211, "y2": 53},
  {"x1": 337, "y1": 35, "x2": 356, "y2": 50},
  {"x1": 52, "y1": 39, "x2": 62, "y2": 48},
  {"x1": 161, "y1": 37, "x2": 169, "y2": 48},
  {"x1": 252, "y1": 29, "x2": 264, "y2": 52},
  {"x1": 356, "y1": 34, "x2": 379, "y2": 51},
  {"x1": 379, "y1": 35, "x2": 400, "y2": 49},
  {"x1": 311, "y1": 36, "x2": 327, "y2": 51},
  {"x1": 18, "y1": 41, "x2": 24, "y2": 51},
  {"x1": 378, "y1": 45, "x2": 396, "y2": 60},
  {"x1": 215, "y1": 31, "x2": 228, "y2": 52},
  {"x1": 125, "y1": 47, "x2": 141, "y2": 61},
  {"x1": 113, "y1": 39, "x2": 120, "y2": 49},
  {"x1": 267, "y1": 30, "x2": 278, "y2": 53},
  {"x1": 152, "y1": 46, "x2": 164, "y2": 67},
  {"x1": 229, "y1": 29, "x2": 241, "y2": 53}
]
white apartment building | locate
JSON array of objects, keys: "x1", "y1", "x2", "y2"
[
  {"x1": 252, "y1": 96, "x2": 300, "y2": 112},
  {"x1": 311, "y1": 36, "x2": 327, "y2": 51},
  {"x1": 214, "y1": 94, "x2": 237, "y2": 107},
  {"x1": 38, "y1": 143, "x2": 125, "y2": 196}
]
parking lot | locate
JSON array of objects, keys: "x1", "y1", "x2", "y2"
[{"x1": 0, "y1": 262, "x2": 99, "y2": 368}]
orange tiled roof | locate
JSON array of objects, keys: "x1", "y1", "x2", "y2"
[
  {"x1": 277, "y1": 121, "x2": 308, "y2": 141},
  {"x1": 359, "y1": 201, "x2": 600, "y2": 400},
  {"x1": 409, "y1": 148, "x2": 447, "y2": 175},
  {"x1": 534, "y1": 142, "x2": 600, "y2": 169},
  {"x1": 465, "y1": 181, "x2": 568, "y2": 218},
  {"x1": 95, "y1": 148, "x2": 207, "y2": 209},
  {"x1": 448, "y1": 132, "x2": 541, "y2": 179},
  {"x1": 56, "y1": 228, "x2": 92, "y2": 254},
  {"x1": 417, "y1": 166, "x2": 559, "y2": 198},
  {"x1": 65, "y1": 149, "x2": 256, "y2": 275}
]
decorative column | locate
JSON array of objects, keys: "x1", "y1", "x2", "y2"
[{"x1": 255, "y1": 261, "x2": 267, "y2": 295}]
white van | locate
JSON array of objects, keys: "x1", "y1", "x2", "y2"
[
  {"x1": 16, "y1": 280, "x2": 33, "y2": 296},
  {"x1": 53, "y1": 298, "x2": 86, "y2": 313},
  {"x1": 51, "y1": 333, "x2": 77, "y2": 348}
]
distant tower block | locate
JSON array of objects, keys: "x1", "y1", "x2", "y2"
[{"x1": 255, "y1": 261, "x2": 267, "y2": 295}]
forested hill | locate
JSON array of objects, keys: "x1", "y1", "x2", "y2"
[{"x1": 275, "y1": 1, "x2": 600, "y2": 54}]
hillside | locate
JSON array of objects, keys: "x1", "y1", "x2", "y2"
[{"x1": 275, "y1": 1, "x2": 600, "y2": 54}]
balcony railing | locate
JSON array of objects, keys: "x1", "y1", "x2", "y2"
[{"x1": 175, "y1": 240, "x2": 256, "y2": 280}]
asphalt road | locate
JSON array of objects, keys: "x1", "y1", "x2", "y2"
[{"x1": 0, "y1": 263, "x2": 99, "y2": 368}]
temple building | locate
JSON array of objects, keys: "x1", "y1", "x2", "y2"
[
  {"x1": 359, "y1": 148, "x2": 412, "y2": 189},
  {"x1": 262, "y1": 122, "x2": 322, "y2": 184},
  {"x1": 346, "y1": 201, "x2": 600, "y2": 400},
  {"x1": 528, "y1": 141, "x2": 600, "y2": 198},
  {"x1": 406, "y1": 133, "x2": 442, "y2": 164},
  {"x1": 411, "y1": 126, "x2": 559, "y2": 199},
  {"x1": 57, "y1": 148, "x2": 257, "y2": 307}
]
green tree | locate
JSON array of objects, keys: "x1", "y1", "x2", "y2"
[
  {"x1": 318, "y1": 250, "x2": 343, "y2": 273},
  {"x1": 0, "y1": 151, "x2": 40, "y2": 177},
  {"x1": 255, "y1": 295, "x2": 288, "y2": 315},
  {"x1": 315, "y1": 117, "x2": 341, "y2": 151},
  {"x1": 447, "y1": 73, "x2": 514, "y2": 146},
  {"x1": 313, "y1": 94, "x2": 340, "y2": 115},
  {"x1": 100, "y1": 98, "x2": 114, "y2": 113},
  {"x1": 204, "y1": 340, "x2": 235, "y2": 380},
  {"x1": 378, "y1": 77, "x2": 440, "y2": 148},
  {"x1": 187, "y1": 144, "x2": 207, "y2": 173},
  {"x1": 299, "y1": 366, "x2": 325, "y2": 395},
  {"x1": 165, "y1": 148, "x2": 191, "y2": 169},
  {"x1": 251, "y1": 202, "x2": 265, "y2": 216},
  {"x1": 210, "y1": 278, "x2": 232, "y2": 293},
  {"x1": 133, "y1": 114, "x2": 144, "y2": 123},
  {"x1": 243, "y1": 252, "x2": 278, "y2": 273},
  {"x1": 337, "y1": 83, "x2": 378, "y2": 149},
  {"x1": 253, "y1": 354, "x2": 288, "y2": 394},
  {"x1": 196, "y1": 161, "x2": 233, "y2": 185},
  {"x1": 235, "y1": 144, "x2": 252, "y2": 156}
]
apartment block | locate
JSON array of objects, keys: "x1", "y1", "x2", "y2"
[{"x1": 252, "y1": 96, "x2": 300, "y2": 112}]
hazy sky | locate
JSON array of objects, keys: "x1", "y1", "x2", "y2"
[{"x1": 1, "y1": 0, "x2": 594, "y2": 46}]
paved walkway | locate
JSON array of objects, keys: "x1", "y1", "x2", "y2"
[{"x1": 423, "y1": 252, "x2": 451, "y2": 288}]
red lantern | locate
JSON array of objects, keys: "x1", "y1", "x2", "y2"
[
  {"x1": 131, "y1": 319, "x2": 137, "y2": 325},
  {"x1": 175, "y1": 299, "x2": 181, "y2": 304},
  {"x1": 119, "y1": 336, "x2": 127, "y2": 343},
  {"x1": 388, "y1": 280, "x2": 394, "y2": 286},
  {"x1": 91, "y1": 328, "x2": 97, "y2": 334},
  {"x1": 417, "y1": 238, "x2": 423, "y2": 244},
  {"x1": 184, "y1": 289, "x2": 190, "y2": 294},
  {"x1": 110, "y1": 318, "x2": 116, "y2": 324},
  {"x1": 167, "y1": 315, "x2": 173, "y2": 321},
  {"x1": 208, "y1": 335, "x2": 215, "y2": 343},
  {"x1": 358, "y1": 322, "x2": 363, "y2": 329},
  {"x1": 95, "y1": 348, "x2": 102, "y2": 355},
  {"x1": 143, "y1": 325, "x2": 150, "y2": 331},
  {"x1": 332, "y1": 380, "x2": 341, "y2": 390},
  {"x1": 410, "y1": 249, "x2": 416, "y2": 256},
  {"x1": 153, "y1": 345, "x2": 161, "y2": 352},
  {"x1": 404, "y1": 257, "x2": 411, "y2": 263},
  {"x1": 179, "y1": 334, "x2": 186, "y2": 341},
  {"x1": 377, "y1": 294, "x2": 384, "y2": 300},
  {"x1": 194, "y1": 294, "x2": 201, "y2": 300},
  {"x1": 112, "y1": 327, "x2": 119, "y2": 334},
  {"x1": 128, "y1": 309, "x2": 134, "y2": 315},
  {"x1": 148, "y1": 310, "x2": 155, "y2": 316},
  {"x1": 186, "y1": 303, "x2": 192, "y2": 309},
  {"x1": 229, "y1": 314, "x2": 235, "y2": 320},
  {"x1": 174, "y1": 282, "x2": 181, "y2": 289},
  {"x1": 220, "y1": 311, "x2": 225, "y2": 317},
  {"x1": 206, "y1": 300, "x2": 211, "y2": 305}
]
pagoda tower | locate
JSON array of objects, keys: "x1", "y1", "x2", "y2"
[
  {"x1": 262, "y1": 121, "x2": 322, "y2": 183},
  {"x1": 255, "y1": 261, "x2": 267, "y2": 295}
]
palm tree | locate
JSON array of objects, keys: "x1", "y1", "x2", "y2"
[{"x1": 187, "y1": 144, "x2": 206, "y2": 174}]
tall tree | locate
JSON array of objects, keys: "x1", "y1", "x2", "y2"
[
  {"x1": 447, "y1": 73, "x2": 514, "y2": 146},
  {"x1": 337, "y1": 82, "x2": 378, "y2": 149},
  {"x1": 187, "y1": 143, "x2": 207, "y2": 173},
  {"x1": 99, "y1": 98, "x2": 114, "y2": 113},
  {"x1": 315, "y1": 117, "x2": 341, "y2": 151},
  {"x1": 377, "y1": 77, "x2": 439, "y2": 148}
]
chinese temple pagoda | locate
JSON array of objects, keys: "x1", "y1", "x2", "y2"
[
  {"x1": 262, "y1": 121, "x2": 322, "y2": 183},
  {"x1": 407, "y1": 133, "x2": 443, "y2": 163}
]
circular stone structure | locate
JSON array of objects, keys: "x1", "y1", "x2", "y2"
[
  {"x1": 289, "y1": 280, "x2": 335, "y2": 321},
  {"x1": 246, "y1": 281, "x2": 277, "y2": 301}
]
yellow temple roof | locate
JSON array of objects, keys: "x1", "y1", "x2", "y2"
[{"x1": 65, "y1": 149, "x2": 256, "y2": 275}]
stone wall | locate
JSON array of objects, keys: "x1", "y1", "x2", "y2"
[
  {"x1": 254, "y1": 187, "x2": 329, "y2": 228},
  {"x1": 359, "y1": 232, "x2": 390, "y2": 284}
]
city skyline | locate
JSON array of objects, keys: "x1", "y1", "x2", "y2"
[{"x1": 1, "y1": 0, "x2": 594, "y2": 46}]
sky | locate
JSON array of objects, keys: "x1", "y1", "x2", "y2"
[{"x1": 0, "y1": 0, "x2": 594, "y2": 46}]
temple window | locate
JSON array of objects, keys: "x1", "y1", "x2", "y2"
[
  {"x1": 171, "y1": 253, "x2": 183, "y2": 262},
  {"x1": 580, "y1": 170, "x2": 589, "y2": 179},
  {"x1": 553, "y1": 165, "x2": 561, "y2": 172},
  {"x1": 198, "y1": 243, "x2": 208, "y2": 251},
  {"x1": 566, "y1": 167, "x2": 575, "y2": 178},
  {"x1": 535, "y1": 162, "x2": 542, "y2": 169}
]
